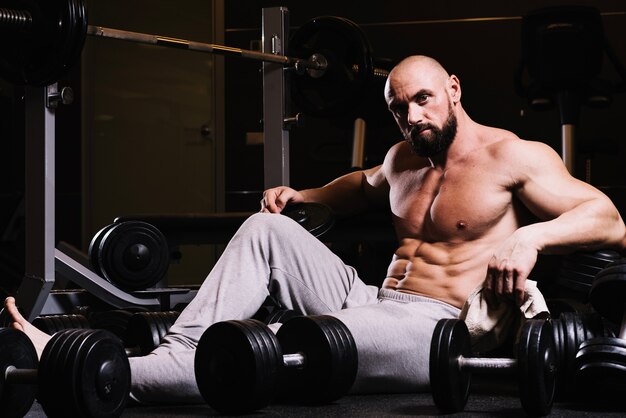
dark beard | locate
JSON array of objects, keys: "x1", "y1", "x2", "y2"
[{"x1": 406, "y1": 109, "x2": 458, "y2": 157}]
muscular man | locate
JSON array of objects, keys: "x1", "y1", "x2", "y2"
[{"x1": 6, "y1": 55, "x2": 626, "y2": 404}]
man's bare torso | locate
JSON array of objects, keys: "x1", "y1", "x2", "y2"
[{"x1": 381, "y1": 134, "x2": 535, "y2": 308}]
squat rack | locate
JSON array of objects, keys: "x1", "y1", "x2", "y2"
[{"x1": 15, "y1": 7, "x2": 292, "y2": 320}]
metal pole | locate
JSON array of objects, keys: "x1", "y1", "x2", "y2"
[
  {"x1": 262, "y1": 7, "x2": 290, "y2": 188},
  {"x1": 562, "y1": 124, "x2": 575, "y2": 174},
  {"x1": 16, "y1": 85, "x2": 57, "y2": 321}
]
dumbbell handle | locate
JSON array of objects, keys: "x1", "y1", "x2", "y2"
[
  {"x1": 458, "y1": 356, "x2": 517, "y2": 373},
  {"x1": 283, "y1": 352, "x2": 306, "y2": 368},
  {"x1": 4, "y1": 365, "x2": 37, "y2": 384}
]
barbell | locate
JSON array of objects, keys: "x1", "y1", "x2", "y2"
[{"x1": 0, "y1": 0, "x2": 388, "y2": 116}]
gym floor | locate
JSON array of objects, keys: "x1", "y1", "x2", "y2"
[{"x1": 24, "y1": 378, "x2": 626, "y2": 417}]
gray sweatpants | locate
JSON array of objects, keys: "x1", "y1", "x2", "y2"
[{"x1": 129, "y1": 213, "x2": 460, "y2": 404}]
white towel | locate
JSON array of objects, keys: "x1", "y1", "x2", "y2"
[{"x1": 459, "y1": 279, "x2": 550, "y2": 353}]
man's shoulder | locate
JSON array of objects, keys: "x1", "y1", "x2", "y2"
[
  {"x1": 485, "y1": 131, "x2": 556, "y2": 161},
  {"x1": 384, "y1": 141, "x2": 428, "y2": 169}
]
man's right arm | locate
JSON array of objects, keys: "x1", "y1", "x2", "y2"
[{"x1": 261, "y1": 165, "x2": 389, "y2": 216}]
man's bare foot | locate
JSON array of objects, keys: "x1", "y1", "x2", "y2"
[{"x1": 4, "y1": 296, "x2": 51, "y2": 358}]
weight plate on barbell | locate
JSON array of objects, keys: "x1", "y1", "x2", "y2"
[
  {"x1": 517, "y1": 319, "x2": 556, "y2": 416},
  {"x1": 429, "y1": 318, "x2": 472, "y2": 413},
  {"x1": 0, "y1": 328, "x2": 38, "y2": 418},
  {"x1": 195, "y1": 319, "x2": 282, "y2": 414},
  {"x1": 0, "y1": 0, "x2": 87, "y2": 85},
  {"x1": 97, "y1": 221, "x2": 170, "y2": 291},
  {"x1": 289, "y1": 16, "x2": 373, "y2": 117},
  {"x1": 282, "y1": 202, "x2": 334, "y2": 238}
]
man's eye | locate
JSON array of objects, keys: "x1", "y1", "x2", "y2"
[{"x1": 417, "y1": 95, "x2": 429, "y2": 104}]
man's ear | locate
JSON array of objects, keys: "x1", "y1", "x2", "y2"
[{"x1": 448, "y1": 74, "x2": 461, "y2": 103}]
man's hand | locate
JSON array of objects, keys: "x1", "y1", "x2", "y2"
[
  {"x1": 484, "y1": 229, "x2": 540, "y2": 307},
  {"x1": 260, "y1": 186, "x2": 305, "y2": 213}
]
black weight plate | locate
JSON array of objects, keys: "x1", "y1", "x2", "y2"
[
  {"x1": 0, "y1": 0, "x2": 86, "y2": 86},
  {"x1": 517, "y1": 319, "x2": 556, "y2": 416},
  {"x1": 277, "y1": 315, "x2": 353, "y2": 405},
  {"x1": 73, "y1": 330, "x2": 130, "y2": 417},
  {"x1": 572, "y1": 250, "x2": 621, "y2": 268},
  {"x1": 248, "y1": 320, "x2": 283, "y2": 406},
  {"x1": 98, "y1": 221, "x2": 169, "y2": 291},
  {"x1": 557, "y1": 269, "x2": 597, "y2": 285},
  {"x1": 589, "y1": 271, "x2": 626, "y2": 324},
  {"x1": 125, "y1": 312, "x2": 162, "y2": 355},
  {"x1": 551, "y1": 318, "x2": 564, "y2": 376},
  {"x1": 160, "y1": 311, "x2": 179, "y2": 330},
  {"x1": 320, "y1": 315, "x2": 358, "y2": 402},
  {"x1": 290, "y1": 16, "x2": 373, "y2": 117},
  {"x1": 38, "y1": 328, "x2": 87, "y2": 417},
  {"x1": 575, "y1": 337, "x2": 626, "y2": 400},
  {"x1": 429, "y1": 318, "x2": 471, "y2": 413},
  {"x1": 593, "y1": 260, "x2": 626, "y2": 281},
  {"x1": 555, "y1": 275, "x2": 592, "y2": 294},
  {"x1": 580, "y1": 313, "x2": 604, "y2": 340},
  {"x1": 194, "y1": 319, "x2": 282, "y2": 414},
  {"x1": 560, "y1": 259, "x2": 604, "y2": 277},
  {"x1": 282, "y1": 202, "x2": 334, "y2": 238},
  {"x1": 88, "y1": 223, "x2": 117, "y2": 277},
  {"x1": 286, "y1": 315, "x2": 346, "y2": 404},
  {"x1": 33, "y1": 314, "x2": 90, "y2": 334},
  {"x1": 41, "y1": 329, "x2": 127, "y2": 418},
  {"x1": 89, "y1": 309, "x2": 136, "y2": 341},
  {"x1": 0, "y1": 328, "x2": 38, "y2": 418},
  {"x1": 561, "y1": 313, "x2": 578, "y2": 377}
]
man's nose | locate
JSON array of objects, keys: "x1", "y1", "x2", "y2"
[{"x1": 407, "y1": 103, "x2": 422, "y2": 126}]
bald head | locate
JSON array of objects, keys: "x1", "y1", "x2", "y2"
[{"x1": 385, "y1": 55, "x2": 451, "y2": 102}]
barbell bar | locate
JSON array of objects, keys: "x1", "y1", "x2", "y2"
[
  {"x1": 0, "y1": 0, "x2": 389, "y2": 93},
  {"x1": 85, "y1": 25, "x2": 324, "y2": 70}
]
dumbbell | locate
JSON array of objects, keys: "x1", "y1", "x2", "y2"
[
  {"x1": 430, "y1": 318, "x2": 556, "y2": 416},
  {"x1": 0, "y1": 327, "x2": 130, "y2": 418},
  {"x1": 88, "y1": 220, "x2": 170, "y2": 291},
  {"x1": 194, "y1": 315, "x2": 357, "y2": 414},
  {"x1": 574, "y1": 259, "x2": 626, "y2": 399},
  {"x1": 551, "y1": 311, "x2": 613, "y2": 398}
]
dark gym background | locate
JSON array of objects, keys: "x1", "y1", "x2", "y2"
[{"x1": 0, "y1": 0, "x2": 624, "y2": 295}]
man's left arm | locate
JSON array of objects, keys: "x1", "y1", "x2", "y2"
[{"x1": 485, "y1": 140, "x2": 626, "y2": 305}]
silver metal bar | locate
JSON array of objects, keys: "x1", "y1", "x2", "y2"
[
  {"x1": 54, "y1": 250, "x2": 162, "y2": 310},
  {"x1": 5, "y1": 366, "x2": 37, "y2": 384},
  {"x1": 86, "y1": 25, "x2": 324, "y2": 71},
  {"x1": 458, "y1": 356, "x2": 517, "y2": 372},
  {"x1": 283, "y1": 353, "x2": 305, "y2": 368},
  {"x1": 16, "y1": 86, "x2": 58, "y2": 321},
  {"x1": 262, "y1": 7, "x2": 290, "y2": 188}
]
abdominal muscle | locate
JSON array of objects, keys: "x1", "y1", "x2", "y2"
[{"x1": 381, "y1": 238, "x2": 498, "y2": 309}]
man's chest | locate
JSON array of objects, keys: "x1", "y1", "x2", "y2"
[{"x1": 388, "y1": 166, "x2": 513, "y2": 241}]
